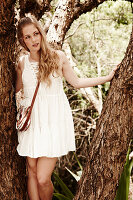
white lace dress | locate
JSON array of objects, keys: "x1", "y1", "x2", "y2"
[{"x1": 17, "y1": 55, "x2": 76, "y2": 158}]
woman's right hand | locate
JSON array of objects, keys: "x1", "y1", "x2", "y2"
[{"x1": 106, "y1": 65, "x2": 118, "y2": 81}]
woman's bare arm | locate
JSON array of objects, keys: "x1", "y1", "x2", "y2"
[{"x1": 59, "y1": 51, "x2": 117, "y2": 89}]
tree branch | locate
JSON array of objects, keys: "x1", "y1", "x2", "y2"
[
  {"x1": 65, "y1": 22, "x2": 85, "y2": 40},
  {"x1": 47, "y1": 0, "x2": 106, "y2": 48}
]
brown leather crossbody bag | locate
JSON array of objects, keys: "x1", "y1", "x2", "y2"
[{"x1": 16, "y1": 81, "x2": 40, "y2": 132}]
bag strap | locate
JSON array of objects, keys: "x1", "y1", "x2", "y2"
[
  {"x1": 29, "y1": 81, "x2": 40, "y2": 112},
  {"x1": 20, "y1": 81, "x2": 40, "y2": 131}
]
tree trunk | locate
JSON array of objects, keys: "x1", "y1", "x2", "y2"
[
  {"x1": 0, "y1": 1, "x2": 26, "y2": 199},
  {"x1": 74, "y1": 27, "x2": 133, "y2": 200}
]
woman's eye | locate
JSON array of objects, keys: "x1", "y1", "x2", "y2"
[
  {"x1": 25, "y1": 36, "x2": 30, "y2": 40},
  {"x1": 34, "y1": 32, "x2": 39, "y2": 36}
]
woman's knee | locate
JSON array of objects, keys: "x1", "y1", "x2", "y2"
[
  {"x1": 37, "y1": 173, "x2": 51, "y2": 187},
  {"x1": 36, "y1": 157, "x2": 57, "y2": 187},
  {"x1": 27, "y1": 157, "x2": 37, "y2": 177}
]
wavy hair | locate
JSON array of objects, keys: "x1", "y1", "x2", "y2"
[{"x1": 17, "y1": 15, "x2": 59, "y2": 85}]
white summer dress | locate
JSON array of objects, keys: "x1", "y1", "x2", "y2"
[{"x1": 17, "y1": 55, "x2": 76, "y2": 158}]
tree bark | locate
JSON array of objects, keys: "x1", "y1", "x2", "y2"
[
  {"x1": 0, "y1": 1, "x2": 26, "y2": 199},
  {"x1": 74, "y1": 27, "x2": 133, "y2": 200},
  {"x1": 19, "y1": 0, "x2": 52, "y2": 19}
]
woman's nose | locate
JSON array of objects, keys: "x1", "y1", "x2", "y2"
[{"x1": 31, "y1": 36, "x2": 36, "y2": 42}]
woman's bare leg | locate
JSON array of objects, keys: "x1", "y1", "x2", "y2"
[
  {"x1": 27, "y1": 157, "x2": 40, "y2": 200},
  {"x1": 37, "y1": 157, "x2": 58, "y2": 200}
]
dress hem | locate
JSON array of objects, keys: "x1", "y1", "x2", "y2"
[{"x1": 17, "y1": 149, "x2": 76, "y2": 158}]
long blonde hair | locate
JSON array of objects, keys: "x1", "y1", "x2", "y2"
[{"x1": 17, "y1": 15, "x2": 59, "y2": 85}]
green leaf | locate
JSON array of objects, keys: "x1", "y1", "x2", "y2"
[
  {"x1": 77, "y1": 170, "x2": 82, "y2": 177},
  {"x1": 115, "y1": 149, "x2": 133, "y2": 200},
  {"x1": 65, "y1": 167, "x2": 81, "y2": 182},
  {"x1": 53, "y1": 172, "x2": 74, "y2": 199},
  {"x1": 129, "y1": 159, "x2": 133, "y2": 174},
  {"x1": 53, "y1": 193, "x2": 71, "y2": 200},
  {"x1": 73, "y1": 152, "x2": 83, "y2": 171}
]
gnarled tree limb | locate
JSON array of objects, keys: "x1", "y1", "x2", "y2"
[{"x1": 47, "y1": 0, "x2": 106, "y2": 48}]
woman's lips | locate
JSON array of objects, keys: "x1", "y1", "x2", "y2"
[{"x1": 33, "y1": 43, "x2": 39, "y2": 47}]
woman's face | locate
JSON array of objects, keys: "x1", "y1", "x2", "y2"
[{"x1": 22, "y1": 23, "x2": 41, "y2": 52}]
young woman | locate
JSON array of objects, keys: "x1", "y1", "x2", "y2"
[{"x1": 16, "y1": 16, "x2": 117, "y2": 200}]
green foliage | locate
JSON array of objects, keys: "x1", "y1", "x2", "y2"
[
  {"x1": 65, "y1": 167, "x2": 81, "y2": 182},
  {"x1": 54, "y1": 193, "x2": 71, "y2": 200},
  {"x1": 53, "y1": 172, "x2": 74, "y2": 200},
  {"x1": 100, "y1": 1, "x2": 132, "y2": 26},
  {"x1": 115, "y1": 148, "x2": 133, "y2": 200},
  {"x1": 50, "y1": 0, "x2": 59, "y2": 14},
  {"x1": 73, "y1": 152, "x2": 83, "y2": 171},
  {"x1": 53, "y1": 153, "x2": 83, "y2": 199},
  {"x1": 66, "y1": 0, "x2": 132, "y2": 94}
]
